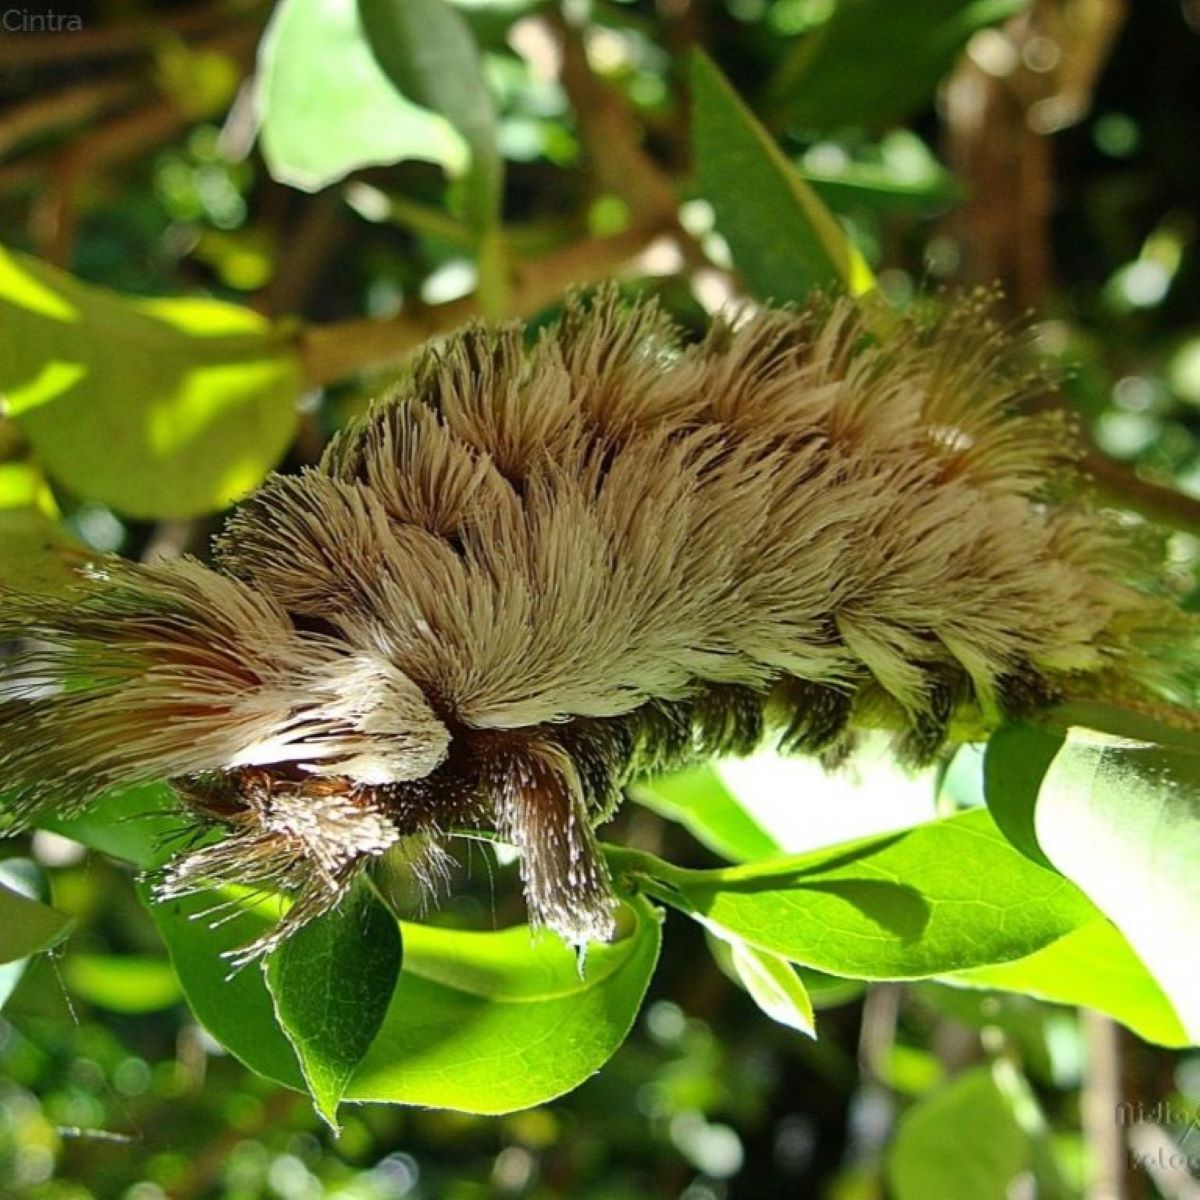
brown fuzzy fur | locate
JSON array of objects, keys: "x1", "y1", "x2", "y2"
[{"x1": 0, "y1": 289, "x2": 1188, "y2": 953}]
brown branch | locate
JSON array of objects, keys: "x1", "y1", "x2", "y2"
[
  {"x1": 0, "y1": 76, "x2": 144, "y2": 158},
  {"x1": 0, "y1": 0, "x2": 268, "y2": 70},
  {"x1": 0, "y1": 158, "x2": 44, "y2": 196},
  {"x1": 553, "y1": 14, "x2": 680, "y2": 225},
  {"x1": 1083, "y1": 450, "x2": 1200, "y2": 534},
  {"x1": 260, "y1": 191, "x2": 350, "y2": 318},
  {"x1": 27, "y1": 23, "x2": 261, "y2": 266},
  {"x1": 297, "y1": 220, "x2": 671, "y2": 387}
]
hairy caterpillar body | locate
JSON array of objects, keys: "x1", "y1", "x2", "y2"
[{"x1": 0, "y1": 291, "x2": 1185, "y2": 957}]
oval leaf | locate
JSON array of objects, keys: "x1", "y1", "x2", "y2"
[
  {"x1": 147, "y1": 879, "x2": 660, "y2": 1111},
  {"x1": 0, "y1": 863, "x2": 72, "y2": 963},
  {"x1": 1017, "y1": 705, "x2": 1200, "y2": 1042},
  {"x1": 144, "y1": 885, "x2": 305, "y2": 1091},
  {"x1": 983, "y1": 721, "x2": 1060, "y2": 868},
  {"x1": 615, "y1": 807, "x2": 1097, "y2": 979},
  {"x1": 0, "y1": 246, "x2": 300, "y2": 518},
  {"x1": 265, "y1": 886, "x2": 402, "y2": 1129},
  {"x1": 256, "y1": 0, "x2": 468, "y2": 192},
  {"x1": 690, "y1": 49, "x2": 876, "y2": 304},
  {"x1": 347, "y1": 894, "x2": 662, "y2": 1113},
  {"x1": 720, "y1": 936, "x2": 816, "y2": 1037},
  {"x1": 359, "y1": 0, "x2": 502, "y2": 233}
]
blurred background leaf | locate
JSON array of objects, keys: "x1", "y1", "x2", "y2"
[
  {"x1": 0, "y1": 247, "x2": 300, "y2": 518},
  {"x1": 255, "y1": 0, "x2": 469, "y2": 192}
]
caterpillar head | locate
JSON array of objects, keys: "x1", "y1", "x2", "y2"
[{"x1": 0, "y1": 538, "x2": 619, "y2": 962}]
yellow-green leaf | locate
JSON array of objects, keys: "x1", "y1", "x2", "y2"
[
  {"x1": 690, "y1": 49, "x2": 877, "y2": 305},
  {"x1": 0, "y1": 245, "x2": 300, "y2": 519}
]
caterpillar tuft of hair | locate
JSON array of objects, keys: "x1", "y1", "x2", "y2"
[{"x1": 0, "y1": 289, "x2": 1192, "y2": 960}]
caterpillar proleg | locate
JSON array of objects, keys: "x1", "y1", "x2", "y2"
[{"x1": 0, "y1": 290, "x2": 1189, "y2": 958}]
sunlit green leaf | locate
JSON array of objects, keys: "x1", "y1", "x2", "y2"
[
  {"x1": 631, "y1": 765, "x2": 782, "y2": 863},
  {"x1": 636, "y1": 739, "x2": 940, "y2": 865},
  {"x1": 690, "y1": 49, "x2": 877, "y2": 304},
  {"x1": 987, "y1": 702, "x2": 1200, "y2": 1042},
  {"x1": 144, "y1": 885, "x2": 305, "y2": 1091},
  {"x1": 349, "y1": 895, "x2": 662, "y2": 1112},
  {"x1": 64, "y1": 954, "x2": 184, "y2": 1014},
  {"x1": 713, "y1": 738, "x2": 939, "y2": 856},
  {"x1": 265, "y1": 887, "x2": 402, "y2": 1129},
  {"x1": 0, "y1": 245, "x2": 300, "y2": 519},
  {"x1": 709, "y1": 932, "x2": 815, "y2": 1036},
  {"x1": 611, "y1": 808, "x2": 1096, "y2": 979},
  {"x1": 147, "y1": 880, "x2": 661, "y2": 1112},
  {"x1": 943, "y1": 918, "x2": 1189, "y2": 1048},
  {"x1": 256, "y1": 0, "x2": 468, "y2": 192}
]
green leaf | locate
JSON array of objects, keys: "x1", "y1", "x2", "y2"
[
  {"x1": 147, "y1": 880, "x2": 661, "y2": 1112},
  {"x1": 64, "y1": 954, "x2": 184, "y2": 1014},
  {"x1": 984, "y1": 722, "x2": 1060, "y2": 868},
  {"x1": 0, "y1": 859, "x2": 51, "y2": 1002},
  {"x1": 630, "y1": 765, "x2": 782, "y2": 863},
  {"x1": 887, "y1": 1062, "x2": 1033, "y2": 1200},
  {"x1": 256, "y1": 0, "x2": 469, "y2": 193},
  {"x1": 711, "y1": 933, "x2": 816, "y2": 1037},
  {"x1": 768, "y1": 0, "x2": 1032, "y2": 131},
  {"x1": 689, "y1": 49, "x2": 877, "y2": 305},
  {"x1": 264, "y1": 887, "x2": 402, "y2": 1130},
  {"x1": 714, "y1": 738, "x2": 940, "y2": 856},
  {"x1": 348, "y1": 895, "x2": 662, "y2": 1112},
  {"x1": 0, "y1": 880, "x2": 73, "y2": 963},
  {"x1": 0, "y1": 245, "x2": 300, "y2": 519},
  {"x1": 359, "y1": 0, "x2": 503, "y2": 234},
  {"x1": 0, "y1": 506, "x2": 86, "y2": 595},
  {"x1": 612, "y1": 808, "x2": 1096, "y2": 979},
  {"x1": 41, "y1": 784, "x2": 185, "y2": 870},
  {"x1": 143, "y1": 885, "x2": 305, "y2": 1091},
  {"x1": 635, "y1": 738, "x2": 939, "y2": 864},
  {"x1": 987, "y1": 703, "x2": 1200, "y2": 1042},
  {"x1": 943, "y1": 918, "x2": 1189, "y2": 1049}
]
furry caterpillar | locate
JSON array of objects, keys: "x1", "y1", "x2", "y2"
[{"x1": 0, "y1": 290, "x2": 1186, "y2": 958}]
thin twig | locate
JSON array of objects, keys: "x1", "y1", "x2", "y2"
[
  {"x1": 297, "y1": 219, "x2": 671, "y2": 387},
  {"x1": 553, "y1": 13, "x2": 680, "y2": 224},
  {"x1": 1083, "y1": 1011, "x2": 1129, "y2": 1200},
  {"x1": 1084, "y1": 451, "x2": 1200, "y2": 534},
  {"x1": 27, "y1": 23, "x2": 261, "y2": 266},
  {"x1": 0, "y1": 76, "x2": 144, "y2": 158}
]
